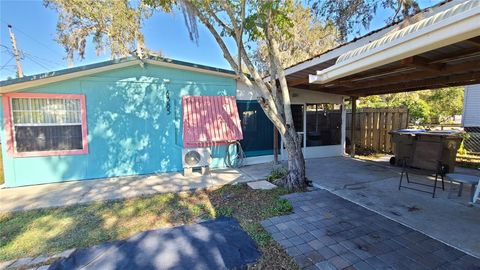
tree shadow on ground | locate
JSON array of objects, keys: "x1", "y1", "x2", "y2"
[
  {"x1": 0, "y1": 190, "x2": 212, "y2": 261},
  {"x1": 0, "y1": 184, "x2": 300, "y2": 269}
]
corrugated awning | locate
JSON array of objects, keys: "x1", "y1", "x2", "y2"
[
  {"x1": 182, "y1": 96, "x2": 243, "y2": 148},
  {"x1": 309, "y1": 0, "x2": 480, "y2": 85},
  {"x1": 335, "y1": 0, "x2": 479, "y2": 65}
]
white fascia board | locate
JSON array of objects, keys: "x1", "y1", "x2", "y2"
[
  {"x1": 284, "y1": 28, "x2": 393, "y2": 75},
  {"x1": 0, "y1": 60, "x2": 141, "y2": 93},
  {"x1": 263, "y1": 22, "x2": 398, "y2": 82},
  {"x1": 308, "y1": 74, "x2": 322, "y2": 84},
  {"x1": 311, "y1": 7, "x2": 480, "y2": 84},
  {"x1": 144, "y1": 59, "x2": 238, "y2": 79},
  {"x1": 0, "y1": 59, "x2": 237, "y2": 93}
]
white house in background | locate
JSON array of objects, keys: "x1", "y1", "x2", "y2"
[
  {"x1": 462, "y1": 84, "x2": 480, "y2": 153},
  {"x1": 463, "y1": 84, "x2": 480, "y2": 129}
]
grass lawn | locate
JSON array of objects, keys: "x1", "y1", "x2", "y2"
[
  {"x1": 456, "y1": 153, "x2": 480, "y2": 169},
  {"x1": 0, "y1": 184, "x2": 298, "y2": 269}
]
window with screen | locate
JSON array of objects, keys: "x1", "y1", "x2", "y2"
[
  {"x1": 306, "y1": 104, "x2": 342, "y2": 147},
  {"x1": 4, "y1": 94, "x2": 88, "y2": 157}
]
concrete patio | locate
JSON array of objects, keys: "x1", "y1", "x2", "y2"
[
  {"x1": 233, "y1": 156, "x2": 480, "y2": 259},
  {"x1": 302, "y1": 156, "x2": 480, "y2": 259}
]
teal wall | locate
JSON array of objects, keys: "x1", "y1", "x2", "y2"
[
  {"x1": 237, "y1": 100, "x2": 275, "y2": 157},
  {"x1": 0, "y1": 64, "x2": 237, "y2": 187}
]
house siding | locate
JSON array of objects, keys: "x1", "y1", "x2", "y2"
[
  {"x1": 0, "y1": 64, "x2": 236, "y2": 187},
  {"x1": 463, "y1": 84, "x2": 480, "y2": 128}
]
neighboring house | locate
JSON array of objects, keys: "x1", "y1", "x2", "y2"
[
  {"x1": 0, "y1": 56, "x2": 345, "y2": 187},
  {"x1": 462, "y1": 84, "x2": 480, "y2": 152},
  {"x1": 463, "y1": 84, "x2": 480, "y2": 128}
]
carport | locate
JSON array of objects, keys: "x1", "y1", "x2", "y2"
[
  {"x1": 283, "y1": 0, "x2": 480, "y2": 156},
  {"x1": 274, "y1": 0, "x2": 480, "y2": 258}
]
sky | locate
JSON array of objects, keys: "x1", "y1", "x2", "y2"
[{"x1": 0, "y1": 0, "x2": 441, "y2": 80}]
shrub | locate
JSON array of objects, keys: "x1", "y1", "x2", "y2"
[
  {"x1": 266, "y1": 198, "x2": 293, "y2": 216},
  {"x1": 266, "y1": 167, "x2": 288, "y2": 182}
]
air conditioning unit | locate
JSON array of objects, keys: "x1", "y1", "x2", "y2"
[{"x1": 182, "y1": 147, "x2": 211, "y2": 169}]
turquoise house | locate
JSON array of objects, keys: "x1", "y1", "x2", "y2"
[
  {"x1": 0, "y1": 56, "x2": 240, "y2": 187},
  {"x1": 0, "y1": 56, "x2": 348, "y2": 188}
]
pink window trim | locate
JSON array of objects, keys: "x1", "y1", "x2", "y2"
[{"x1": 2, "y1": 92, "x2": 89, "y2": 158}]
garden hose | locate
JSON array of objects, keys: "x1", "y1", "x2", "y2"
[{"x1": 225, "y1": 141, "x2": 246, "y2": 168}]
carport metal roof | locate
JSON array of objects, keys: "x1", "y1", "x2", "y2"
[{"x1": 285, "y1": 0, "x2": 480, "y2": 97}]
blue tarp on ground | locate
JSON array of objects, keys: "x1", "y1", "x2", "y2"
[{"x1": 49, "y1": 217, "x2": 260, "y2": 270}]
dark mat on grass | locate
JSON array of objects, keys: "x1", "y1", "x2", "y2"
[{"x1": 49, "y1": 217, "x2": 260, "y2": 270}]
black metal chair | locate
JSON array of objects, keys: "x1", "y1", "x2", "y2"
[
  {"x1": 398, "y1": 141, "x2": 447, "y2": 198},
  {"x1": 398, "y1": 158, "x2": 447, "y2": 198}
]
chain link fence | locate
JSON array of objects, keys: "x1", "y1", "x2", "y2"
[
  {"x1": 464, "y1": 127, "x2": 480, "y2": 154},
  {"x1": 457, "y1": 127, "x2": 480, "y2": 169}
]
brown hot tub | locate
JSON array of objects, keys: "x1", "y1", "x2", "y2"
[{"x1": 389, "y1": 129, "x2": 463, "y2": 173}]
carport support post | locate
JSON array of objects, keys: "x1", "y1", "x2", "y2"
[{"x1": 350, "y1": 96, "x2": 357, "y2": 157}]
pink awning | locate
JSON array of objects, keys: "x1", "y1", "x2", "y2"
[{"x1": 182, "y1": 96, "x2": 243, "y2": 148}]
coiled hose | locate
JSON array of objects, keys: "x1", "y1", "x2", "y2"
[{"x1": 224, "y1": 141, "x2": 246, "y2": 168}]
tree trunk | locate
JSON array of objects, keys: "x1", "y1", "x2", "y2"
[
  {"x1": 265, "y1": 26, "x2": 307, "y2": 189},
  {"x1": 274, "y1": 129, "x2": 307, "y2": 189},
  {"x1": 187, "y1": 2, "x2": 307, "y2": 189}
]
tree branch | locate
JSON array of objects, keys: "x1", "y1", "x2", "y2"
[
  {"x1": 219, "y1": 0, "x2": 244, "y2": 73},
  {"x1": 186, "y1": 1, "x2": 287, "y2": 135},
  {"x1": 237, "y1": 0, "x2": 246, "y2": 72},
  {"x1": 187, "y1": 3, "x2": 239, "y2": 72},
  {"x1": 264, "y1": 12, "x2": 296, "y2": 139},
  {"x1": 220, "y1": 0, "x2": 240, "y2": 33},
  {"x1": 218, "y1": 2, "x2": 283, "y2": 121},
  {"x1": 206, "y1": 9, "x2": 233, "y2": 35}
]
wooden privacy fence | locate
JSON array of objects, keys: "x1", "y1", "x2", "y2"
[{"x1": 346, "y1": 107, "x2": 409, "y2": 153}]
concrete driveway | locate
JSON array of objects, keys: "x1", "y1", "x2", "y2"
[{"x1": 305, "y1": 156, "x2": 480, "y2": 259}]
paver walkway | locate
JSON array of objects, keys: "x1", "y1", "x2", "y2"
[
  {"x1": 305, "y1": 157, "x2": 480, "y2": 258},
  {"x1": 262, "y1": 190, "x2": 480, "y2": 270}
]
